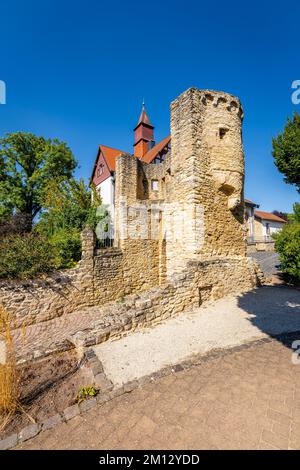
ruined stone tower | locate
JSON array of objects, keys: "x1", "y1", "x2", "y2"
[
  {"x1": 166, "y1": 87, "x2": 246, "y2": 275},
  {"x1": 112, "y1": 86, "x2": 258, "y2": 302}
]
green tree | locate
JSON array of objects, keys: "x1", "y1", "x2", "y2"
[
  {"x1": 0, "y1": 132, "x2": 77, "y2": 226},
  {"x1": 273, "y1": 203, "x2": 300, "y2": 283},
  {"x1": 37, "y1": 178, "x2": 101, "y2": 235},
  {"x1": 272, "y1": 113, "x2": 300, "y2": 192},
  {"x1": 288, "y1": 202, "x2": 300, "y2": 222},
  {"x1": 36, "y1": 179, "x2": 102, "y2": 268}
]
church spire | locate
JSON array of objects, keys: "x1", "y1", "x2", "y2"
[{"x1": 134, "y1": 100, "x2": 155, "y2": 158}]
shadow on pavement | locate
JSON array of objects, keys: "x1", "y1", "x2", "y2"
[{"x1": 238, "y1": 285, "x2": 300, "y2": 350}]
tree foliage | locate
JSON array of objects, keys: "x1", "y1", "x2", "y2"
[
  {"x1": 273, "y1": 203, "x2": 300, "y2": 283},
  {"x1": 0, "y1": 233, "x2": 57, "y2": 279},
  {"x1": 37, "y1": 178, "x2": 101, "y2": 234},
  {"x1": 0, "y1": 132, "x2": 77, "y2": 225},
  {"x1": 272, "y1": 113, "x2": 300, "y2": 192},
  {"x1": 0, "y1": 131, "x2": 105, "y2": 277},
  {"x1": 35, "y1": 178, "x2": 102, "y2": 268},
  {"x1": 288, "y1": 202, "x2": 300, "y2": 223}
]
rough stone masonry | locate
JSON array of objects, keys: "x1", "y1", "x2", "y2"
[{"x1": 0, "y1": 87, "x2": 262, "y2": 334}]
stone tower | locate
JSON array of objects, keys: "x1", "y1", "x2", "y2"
[
  {"x1": 114, "y1": 87, "x2": 251, "y2": 289},
  {"x1": 166, "y1": 87, "x2": 246, "y2": 276}
]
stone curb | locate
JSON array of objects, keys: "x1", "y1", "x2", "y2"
[{"x1": 1, "y1": 330, "x2": 300, "y2": 450}]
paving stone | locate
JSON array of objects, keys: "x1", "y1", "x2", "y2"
[
  {"x1": 14, "y1": 336, "x2": 300, "y2": 450},
  {"x1": 124, "y1": 380, "x2": 139, "y2": 393},
  {"x1": 42, "y1": 414, "x2": 63, "y2": 430},
  {"x1": 96, "y1": 392, "x2": 111, "y2": 405},
  {"x1": 0, "y1": 433, "x2": 18, "y2": 450},
  {"x1": 19, "y1": 424, "x2": 40, "y2": 442},
  {"x1": 85, "y1": 349, "x2": 96, "y2": 360},
  {"x1": 261, "y1": 429, "x2": 289, "y2": 450},
  {"x1": 64, "y1": 404, "x2": 80, "y2": 421},
  {"x1": 94, "y1": 373, "x2": 113, "y2": 391},
  {"x1": 79, "y1": 397, "x2": 97, "y2": 413},
  {"x1": 91, "y1": 363, "x2": 104, "y2": 376}
]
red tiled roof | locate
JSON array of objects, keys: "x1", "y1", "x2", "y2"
[
  {"x1": 255, "y1": 210, "x2": 287, "y2": 223},
  {"x1": 91, "y1": 136, "x2": 171, "y2": 182},
  {"x1": 100, "y1": 145, "x2": 126, "y2": 172},
  {"x1": 141, "y1": 135, "x2": 171, "y2": 164},
  {"x1": 245, "y1": 198, "x2": 259, "y2": 207},
  {"x1": 90, "y1": 145, "x2": 126, "y2": 182}
]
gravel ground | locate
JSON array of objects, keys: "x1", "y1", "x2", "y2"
[{"x1": 94, "y1": 286, "x2": 300, "y2": 386}]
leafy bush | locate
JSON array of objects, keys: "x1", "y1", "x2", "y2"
[
  {"x1": 50, "y1": 228, "x2": 82, "y2": 269},
  {"x1": 0, "y1": 233, "x2": 57, "y2": 279},
  {"x1": 273, "y1": 222, "x2": 300, "y2": 282},
  {"x1": 0, "y1": 213, "x2": 32, "y2": 237},
  {"x1": 34, "y1": 179, "x2": 102, "y2": 270}
]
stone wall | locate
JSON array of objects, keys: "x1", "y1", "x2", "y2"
[
  {"x1": 0, "y1": 86, "x2": 262, "y2": 332},
  {"x1": 0, "y1": 228, "x2": 124, "y2": 328},
  {"x1": 0, "y1": 227, "x2": 163, "y2": 329},
  {"x1": 68, "y1": 256, "x2": 262, "y2": 354}
]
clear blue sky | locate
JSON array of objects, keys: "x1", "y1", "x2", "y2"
[{"x1": 0, "y1": 0, "x2": 299, "y2": 212}]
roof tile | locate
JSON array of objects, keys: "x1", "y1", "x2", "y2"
[{"x1": 254, "y1": 210, "x2": 286, "y2": 223}]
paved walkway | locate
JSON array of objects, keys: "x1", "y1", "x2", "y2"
[
  {"x1": 94, "y1": 286, "x2": 300, "y2": 386},
  {"x1": 16, "y1": 336, "x2": 300, "y2": 450}
]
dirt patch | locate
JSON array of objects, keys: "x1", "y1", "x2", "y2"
[{"x1": 0, "y1": 350, "x2": 93, "y2": 439}]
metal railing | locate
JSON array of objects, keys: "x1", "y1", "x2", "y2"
[
  {"x1": 247, "y1": 236, "x2": 274, "y2": 244},
  {"x1": 96, "y1": 237, "x2": 114, "y2": 249}
]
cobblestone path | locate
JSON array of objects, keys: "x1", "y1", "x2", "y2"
[{"x1": 17, "y1": 336, "x2": 300, "y2": 450}]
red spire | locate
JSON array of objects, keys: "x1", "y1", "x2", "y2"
[
  {"x1": 137, "y1": 101, "x2": 153, "y2": 127},
  {"x1": 134, "y1": 100, "x2": 155, "y2": 158}
]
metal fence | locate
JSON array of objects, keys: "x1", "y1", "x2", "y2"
[
  {"x1": 247, "y1": 236, "x2": 274, "y2": 244},
  {"x1": 96, "y1": 237, "x2": 114, "y2": 249}
]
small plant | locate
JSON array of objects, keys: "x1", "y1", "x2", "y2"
[
  {"x1": 116, "y1": 294, "x2": 125, "y2": 304},
  {"x1": 75, "y1": 386, "x2": 99, "y2": 404}
]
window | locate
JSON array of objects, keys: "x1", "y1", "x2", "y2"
[
  {"x1": 151, "y1": 180, "x2": 159, "y2": 191},
  {"x1": 96, "y1": 164, "x2": 104, "y2": 177},
  {"x1": 219, "y1": 127, "x2": 229, "y2": 139}
]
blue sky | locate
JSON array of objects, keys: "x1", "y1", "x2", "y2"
[{"x1": 0, "y1": 0, "x2": 299, "y2": 212}]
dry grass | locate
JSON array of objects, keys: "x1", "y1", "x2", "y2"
[{"x1": 0, "y1": 304, "x2": 20, "y2": 430}]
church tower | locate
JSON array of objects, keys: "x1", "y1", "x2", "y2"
[{"x1": 133, "y1": 101, "x2": 155, "y2": 158}]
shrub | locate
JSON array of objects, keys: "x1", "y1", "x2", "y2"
[
  {"x1": 50, "y1": 228, "x2": 82, "y2": 269},
  {"x1": 0, "y1": 233, "x2": 56, "y2": 279},
  {"x1": 0, "y1": 213, "x2": 32, "y2": 237},
  {"x1": 273, "y1": 222, "x2": 300, "y2": 282}
]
